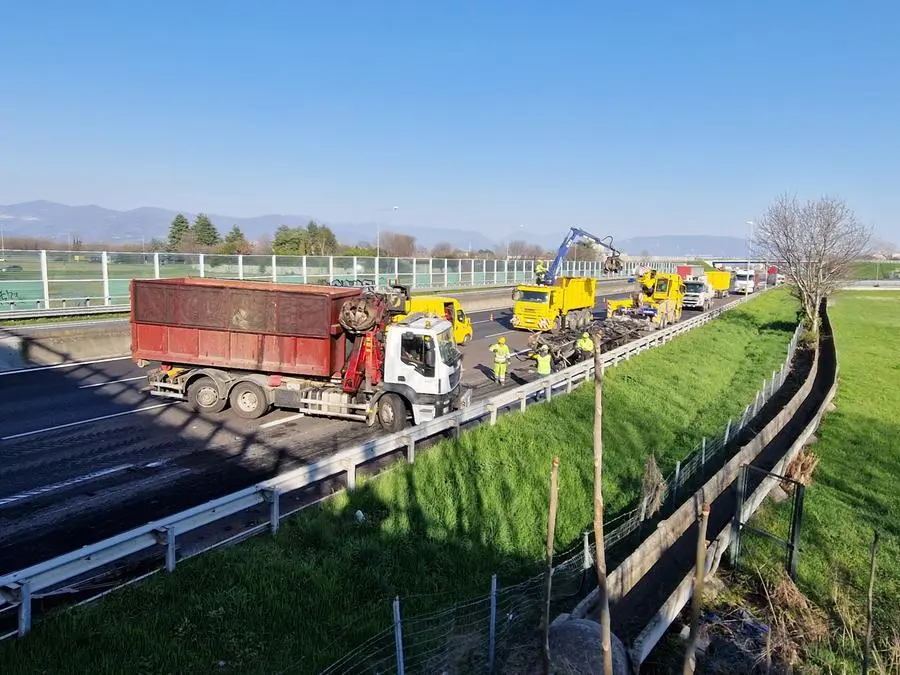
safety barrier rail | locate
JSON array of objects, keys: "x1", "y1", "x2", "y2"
[
  {"x1": 0, "y1": 290, "x2": 758, "y2": 638},
  {"x1": 0, "y1": 250, "x2": 681, "y2": 318}
]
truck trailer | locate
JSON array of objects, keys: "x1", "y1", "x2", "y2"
[{"x1": 130, "y1": 278, "x2": 469, "y2": 431}]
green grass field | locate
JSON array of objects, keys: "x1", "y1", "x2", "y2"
[
  {"x1": 736, "y1": 291, "x2": 900, "y2": 671},
  {"x1": 2, "y1": 289, "x2": 800, "y2": 674},
  {"x1": 852, "y1": 261, "x2": 900, "y2": 280}
]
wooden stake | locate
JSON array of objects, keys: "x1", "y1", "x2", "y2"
[
  {"x1": 863, "y1": 530, "x2": 880, "y2": 675},
  {"x1": 542, "y1": 456, "x2": 561, "y2": 675},
  {"x1": 682, "y1": 503, "x2": 711, "y2": 675},
  {"x1": 592, "y1": 342, "x2": 614, "y2": 675}
]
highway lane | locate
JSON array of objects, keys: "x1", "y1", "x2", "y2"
[{"x1": 4, "y1": 289, "x2": 726, "y2": 572}]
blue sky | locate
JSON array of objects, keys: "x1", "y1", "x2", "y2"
[{"x1": 1, "y1": 0, "x2": 898, "y2": 242}]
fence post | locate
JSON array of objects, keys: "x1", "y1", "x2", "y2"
[
  {"x1": 153, "y1": 252, "x2": 160, "y2": 279},
  {"x1": 393, "y1": 596, "x2": 406, "y2": 675},
  {"x1": 271, "y1": 254, "x2": 277, "y2": 283},
  {"x1": 301, "y1": 256, "x2": 307, "y2": 284},
  {"x1": 701, "y1": 437, "x2": 707, "y2": 467},
  {"x1": 198, "y1": 253, "x2": 205, "y2": 279},
  {"x1": 488, "y1": 574, "x2": 498, "y2": 674},
  {"x1": 672, "y1": 460, "x2": 682, "y2": 504},
  {"x1": 411, "y1": 258, "x2": 417, "y2": 288},
  {"x1": 394, "y1": 257, "x2": 399, "y2": 283},
  {"x1": 729, "y1": 466, "x2": 746, "y2": 567},
  {"x1": 40, "y1": 250, "x2": 50, "y2": 308},
  {"x1": 238, "y1": 254, "x2": 244, "y2": 280},
  {"x1": 723, "y1": 418, "x2": 732, "y2": 444},
  {"x1": 328, "y1": 257, "x2": 334, "y2": 285},
  {"x1": 429, "y1": 258, "x2": 434, "y2": 286},
  {"x1": 543, "y1": 457, "x2": 561, "y2": 675},
  {"x1": 787, "y1": 484, "x2": 805, "y2": 581},
  {"x1": 101, "y1": 251, "x2": 110, "y2": 304}
]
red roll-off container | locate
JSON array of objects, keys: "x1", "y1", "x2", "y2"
[{"x1": 130, "y1": 278, "x2": 362, "y2": 378}]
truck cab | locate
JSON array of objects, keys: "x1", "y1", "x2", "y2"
[
  {"x1": 391, "y1": 296, "x2": 473, "y2": 345},
  {"x1": 682, "y1": 276, "x2": 713, "y2": 311},
  {"x1": 731, "y1": 270, "x2": 757, "y2": 294},
  {"x1": 382, "y1": 314, "x2": 466, "y2": 427}
]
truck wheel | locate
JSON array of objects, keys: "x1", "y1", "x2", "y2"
[
  {"x1": 551, "y1": 317, "x2": 561, "y2": 334},
  {"x1": 229, "y1": 381, "x2": 270, "y2": 419},
  {"x1": 462, "y1": 332, "x2": 472, "y2": 346},
  {"x1": 188, "y1": 376, "x2": 227, "y2": 414},
  {"x1": 378, "y1": 393, "x2": 407, "y2": 432}
]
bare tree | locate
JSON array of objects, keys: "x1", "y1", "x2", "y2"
[
  {"x1": 380, "y1": 231, "x2": 417, "y2": 257},
  {"x1": 753, "y1": 194, "x2": 870, "y2": 333},
  {"x1": 431, "y1": 241, "x2": 457, "y2": 258}
]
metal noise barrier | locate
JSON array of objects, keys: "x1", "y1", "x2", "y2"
[{"x1": 0, "y1": 289, "x2": 771, "y2": 641}]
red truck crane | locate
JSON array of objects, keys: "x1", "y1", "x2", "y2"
[{"x1": 130, "y1": 278, "x2": 469, "y2": 431}]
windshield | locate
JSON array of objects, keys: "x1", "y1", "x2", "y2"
[
  {"x1": 514, "y1": 289, "x2": 549, "y2": 303},
  {"x1": 735, "y1": 273, "x2": 751, "y2": 281},
  {"x1": 437, "y1": 328, "x2": 461, "y2": 365},
  {"x1": 685, "y1": 282, "x2": 704, "y2": 293}
]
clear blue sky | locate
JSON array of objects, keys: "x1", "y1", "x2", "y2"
[{"x1": 1, "y1": 0, "x2": 898, "y2": 242}]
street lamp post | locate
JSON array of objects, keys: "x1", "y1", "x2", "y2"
[
  {"x1": 745, "y1": 220, "x2": 754, "y2": 295},
  {"x1": 376, "y1": 205, "x2": 398, "y2": 258}
]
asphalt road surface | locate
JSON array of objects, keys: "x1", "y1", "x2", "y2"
[{"x1": 0, "y1": 292, "x2": 732, "y2": 572}]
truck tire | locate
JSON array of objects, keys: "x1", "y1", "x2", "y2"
[
  {"x1": 229, "y1": 381, "x2": 270, "y2": 419},
  {"x1": 188, "y1": 376, "x2": 227, "y2": 414},
  {"x1": 462, "y1": 332, "x2": 472, "y2": 345},
  {"x1": 378, "y1": 393, "x2": 407, "y2": 432},
  {"x1": 551, "y1": 317, "x2": 561, "y2": 334}
]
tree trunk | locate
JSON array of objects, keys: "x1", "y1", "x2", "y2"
[{"x1": 592, "y1": 344, "x2": 614, "y2": 675}]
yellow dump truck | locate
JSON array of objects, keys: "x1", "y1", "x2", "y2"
[
  {"x1": 511, "y1": 277, "x2": 597, "y2": 332},
  {"x1": 705, "y1": 270, "x2": 732, "y2": 298},
  {"x1": 607, "y1": 269, "x2": 685, "y2": 328},
  {"x1": 391, "y1": 296, "x2": 473, "y2": 345}
]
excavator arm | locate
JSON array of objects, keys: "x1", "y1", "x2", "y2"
[{"x1": 540, "y1": 227, "x2": 623, "y2": 286}]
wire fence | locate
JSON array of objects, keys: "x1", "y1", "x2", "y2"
[
  {"x1": 0, "y1": 249, "x2": 677, "y2": 311},
  {"x1": 314, "y1": 322, "x2": 805, "y2": 674}
]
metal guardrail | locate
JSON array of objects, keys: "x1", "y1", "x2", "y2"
[{"x1": 0, "y1": 291, "x2": 760, "y2": 638}]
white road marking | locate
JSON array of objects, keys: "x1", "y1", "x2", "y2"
[
  {"x1": 78, "y1": 376, "x2": 145, "y2": 389},
  {"x1": 0, "y1": 356, "x2": 132, "y2": 377},
  {"x1": 1, "y1": 403, "x2": 177, "y2": 441},
  {"x1": 259, "y1": 412, "x2": 306, "y2": 429},
  {"x1": 484, "y1": 330, "x2": 514, "y2": 338},
  {"x1": 0, "y1": 464, "x2": 133, "y2": 506}
]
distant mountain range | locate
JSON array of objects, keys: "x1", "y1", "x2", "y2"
[{"x1": 0, "y1": 200, "x2": 751, "y2": 257}]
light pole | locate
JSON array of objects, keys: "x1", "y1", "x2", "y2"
[
  {"x1": 745, "y1": 220, "x2": 754, "y2": 295},
  {"x1": 376, "y1": 205, "x2": 399, "y2": 257},
  {"x1": 505, "y1": 224, "x2": 525, "y2": 259}
]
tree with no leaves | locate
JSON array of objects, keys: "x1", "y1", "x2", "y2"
[{"x1": 753, "y1": 194, "x2": 870, "y2": 333}]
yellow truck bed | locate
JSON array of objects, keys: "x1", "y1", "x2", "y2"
[
  {"x1": 511, "y1": 277, "x2": 597, "y2": 332},
  {"x1": 706, "y1": 270, "x2": 732, "y2": 292}
]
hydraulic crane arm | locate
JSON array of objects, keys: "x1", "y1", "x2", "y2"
[{"x1": 541, "y1": 227, "x2": 623, "y2": 285}]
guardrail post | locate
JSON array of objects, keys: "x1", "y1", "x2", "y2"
[
  {"x1": 393, "y1": 596, "x2": 406, "y2": 675},
  {"x1": 40, "y1": 250, "x2": 50, "y2": 308},
  {"x1": 346, "y1": 462, "x2": 357, "y2": 490},
  {"x1": 405, "y1": 436, "x2": 415, "y2": 464},
  {"x1": 452, "y1": 420, "x2": 460, "y2": 440},
  {"x1": 544, "y1": 381, "x2": 552, "y2": 401},
  {"x1": 272, "y1": 254, "x2": 278, "y2": 282},
  {"x1": 519, "y1": 391, "x2": 527, "y2": 412},
  {"x1": 155, "y1": 527, "x2": 177, "y2": 572},
  {"x1": 198, "y1": 253, "x2": 205, "y2": 278},
  {"x1": 9, "y1": 582, "x2": 32, "y2": 637},
  {"x1": 238, "y1": 255, "x2": 244, "y2": 280},
  {"x1": 566, "y1": 374, "x2": 573, "y2": 393},
  {"x1": 153, "y1": 252, "x2": 160, "y2": 279},
  {"x1": 263, "y1": 488, "x2": 281, "y2": 535},
  {"x1": 488, "y1": 574, "x2": 498, "y2": 674},
  {"x1": 101, "y1": 251, "x2": 110, "y2": 305},
  {"x1": 488, "y1": 404, "x2": 497, "y2": 425},
  {"x1": 723, "y1": 418, "x2": 732, "y2": 444}
]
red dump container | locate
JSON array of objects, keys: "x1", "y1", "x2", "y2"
[
  {"x1": 130, "y1": 278, "x2": 361, "y2": 377},
  {"x1": 676, "y1": 265, "x2": 693, "y2": 279}
]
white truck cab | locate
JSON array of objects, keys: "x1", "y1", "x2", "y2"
[
  {"x1": 732, "y1": 269, "x2": 757, "y2": 294},
  {"x1": 382, "y1": 314, "x2": 468, "y2": 425},
  {"x1": 682, "y1": 276, "x2": 713, "y2": 311}
]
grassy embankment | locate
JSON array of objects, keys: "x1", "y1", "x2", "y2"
[
  {"x1": 735, "y1": 291, "x2": 900, "y2": 671},
  {"x1": 3, "y1": 289, "x2": 799, "y2": 674},
  {"x1": 852, "y1": 261, "x2": 900, "y2": 280}
]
